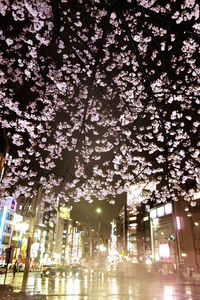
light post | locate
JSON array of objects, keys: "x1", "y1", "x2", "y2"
[
  {"x1": 96, "y1": 208, "x2": 103, "y2": 269},
  {"x1": 172, "y1": 201, "x2": 181, "y2": 274},
  {"x1": 96, "y1": 208, "x2": 102, "y2": 242}
]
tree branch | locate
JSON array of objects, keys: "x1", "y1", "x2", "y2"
[{"x1": 115, "y1": 3, "x2": 170, "y2": 186}]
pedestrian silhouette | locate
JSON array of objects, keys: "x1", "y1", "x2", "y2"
[
  {"x1": 189, "y1": 269, "x2": 193, "y2": 284},
  {"x1": 13, "y1": 262, "x2": 17, "y2": 279}
]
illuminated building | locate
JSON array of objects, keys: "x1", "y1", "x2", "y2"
[
  {"x1": 0, "y1": 196, "x2": 17, "y2": 258},
  {"x1": 10, "y1": 214, "x2": 29, "y2": 263},
  {"x1": 32, "y1": 200, "x2": 56, "y2": 266},
  {"x1": 125, "y1": 182, "x2": 200, "y2": 272},
  {"x1": 32, "y1": 199, "x2": 74, "y2": 266},
  {"x1": 116, "y1": 206, "x2": 127, "y2": 258},
  {"x1": 125, "y1": 183, "x2": 155, "y2": 262},
  {"x1": 150, "y1": 191, "x2": 200, "y2": 273},
  {"x1": 54, "y1": 204, "x2": 72, "y2": 264},
  {"x1": 189, "y1": 191, "x2": 200, "y2": 270},
  {"x1": 127, "y1": 211, "x2": 138, "y2": 259},
  {"x1": 68, "y1": 223, "x2": 82, "y2": 263},
  {"x1": 150, "y1": 202, "x2": 175, "y2": 267},
  {"x1": 108, "y1": 221, "x2": 119, "y2": 263},
  {"x1": 115, "y1": 184, "x2": 156, "y2": 261},
  {"x1": 174, "y1": 190, "x2": 200, "y2": 272}
]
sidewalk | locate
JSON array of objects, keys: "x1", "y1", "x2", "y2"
[
  {"x1": 0, "y1": 284, "x2": 46, "y2": 300},
  {"x1": 145, "y1": 270, "x2": 200, "y2": 285}
]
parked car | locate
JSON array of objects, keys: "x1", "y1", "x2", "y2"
[
  {"x1": 56, "y1": 267, "x2": 70, "y2": 278},
  {"x1": 69, "y1": 265, "x2": 84, "y2": 278}
]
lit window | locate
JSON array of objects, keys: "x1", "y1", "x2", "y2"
[
  {"x1": 129, "y1": 216, "x2": 137, "y2": 221},
  {"x1": 150, "y1": 209, "x2": 157, "y2": 219},
  {"x1": 157, "y1": 206, "x2": 164, "y2": 217},
  {"x1": 165, "y1": 203, "x2": 172, "y2": 215}
]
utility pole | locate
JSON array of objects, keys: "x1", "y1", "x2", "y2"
[
  {"x1": 21, "y1": 185, "x2": 43, "y2": 293},
  {"x1": 98, "y1": 217, "x2": 101, "y2": 240},
  {"x1": 89, "y1": 226, "x2": 93, "y2": 257},
  {"x1": 54, "y1": 196, "x2": 63, "y2": 264},
  {"x1": 96, "y1": 208, "x2": 103, "y2": 243},
  {"x1": 79, "y1": 221, "x2": 93, "y2": 258},
  {"x1": 123, "y1": 205, "x2": 127, "y2": 256}
]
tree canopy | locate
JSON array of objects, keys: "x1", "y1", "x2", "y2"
[{"x1": 0, "y1": 0, "x2": 199, "y2": 215}]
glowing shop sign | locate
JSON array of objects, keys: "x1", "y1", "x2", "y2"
[
  {"x1": 129, "y1": 223, "x2": 137, "y2": 228},
  {"x1": 159, "y1": 243, "x2": 170, "y2": 258},
  {"x1": 150, "y1": 203, "x2": 172, "y2": 219},
  {"x1": 176, "y1": 216, "x2": 181, "y2": 230},
  {"x1": 0, "y1": 206, "x2": 8, "y2": 243},
  {"x1": 59, "y1": 207, "x2": 70, "y2": 219}
]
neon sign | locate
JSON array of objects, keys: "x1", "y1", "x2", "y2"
[
  {"x1": 176, "y1": 216, "x2": 181, "y2": 230},
  {"x1": 4, "y1": 196, "x2": 16, "y2": 211},
  {"x1": 0, "y1": 206, "x2": 8, "y2": 244}
]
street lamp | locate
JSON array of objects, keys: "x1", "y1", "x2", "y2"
[
  {"x1": 96, "y1": 208, "x2": 102, "y2": 214},
  {"x1": 95, "y1": 208, "x2": 104, "y2": 269},
  {"x1": 99, "y1": 244, "x2": 106, "y2": 252}
]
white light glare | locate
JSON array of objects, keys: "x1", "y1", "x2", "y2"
[{"x1": 99, "y1": 244, "x2": 106, "y2": 252}]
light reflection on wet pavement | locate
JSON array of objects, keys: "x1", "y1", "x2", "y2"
[{"x1": 1, "y1": 270, "x2": 200, "y2": 299}]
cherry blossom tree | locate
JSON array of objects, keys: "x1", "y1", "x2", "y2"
[{"x1": 0, "y1": 0, "x2": 199, "y2": 215}]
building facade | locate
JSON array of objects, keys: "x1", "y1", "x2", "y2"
[{"x1": 0, "y1": 196, "x2": 17, "y2": 258}]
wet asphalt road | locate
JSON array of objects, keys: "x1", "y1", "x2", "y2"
[{"x1": 1, "y1": 266, "x2": 200, "y2": 299}]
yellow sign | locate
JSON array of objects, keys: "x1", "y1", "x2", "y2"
[{"x1": 59, "y1": 207, "x2": 70, "y2": 219}]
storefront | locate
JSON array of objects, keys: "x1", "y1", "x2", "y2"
[{"x1": 150, "y1": 202, "x2": 177, "y2": 273}]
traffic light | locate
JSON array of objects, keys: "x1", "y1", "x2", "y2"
[{"x1": 168, "y1": 235, "x2": 175, "y2": 241}]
